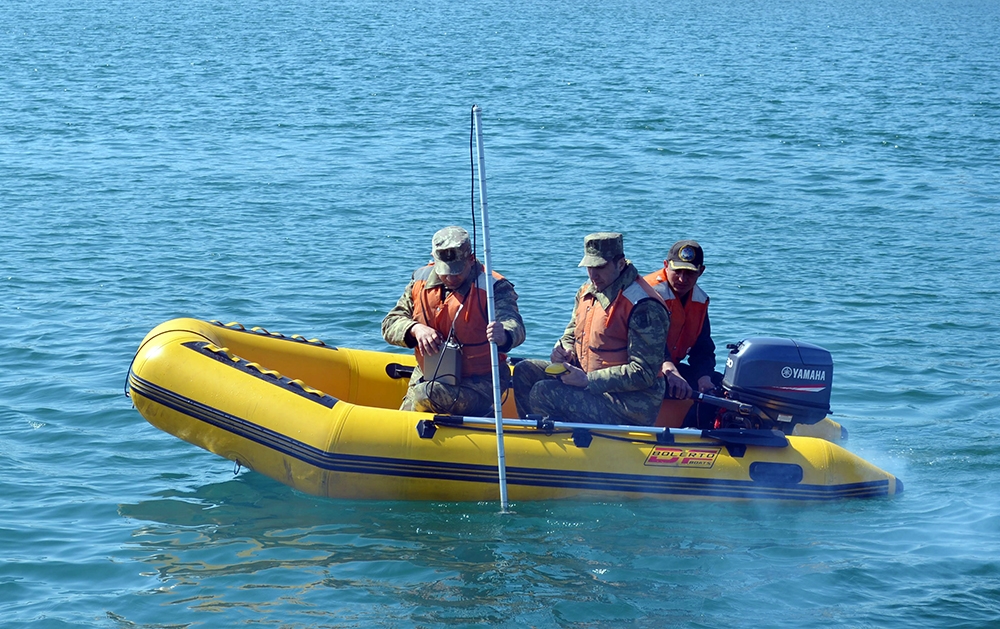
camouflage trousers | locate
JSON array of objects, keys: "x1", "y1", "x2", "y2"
[
  {"x1": 511, "y1": 359, "x2": 660, "y2": 426},
  {"x1": 400, "y1": 366, "x2": 510, "y2": 418}
]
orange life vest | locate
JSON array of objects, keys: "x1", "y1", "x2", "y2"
[
  {"x1": 573, "y1": 277, "x2": 664, "y2": 373},
  {"x1": 411, "y1": 264, "x2": 504, "y2": 377},
  {"x1": 644, "y1": 268, "x2": 709, "y2": 364}
]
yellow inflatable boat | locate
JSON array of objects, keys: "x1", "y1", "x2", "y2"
[{"x1": 127, "y1": 318, "x2": 902, "y2": 502}]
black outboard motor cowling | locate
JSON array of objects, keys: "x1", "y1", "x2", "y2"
[{"x1": 721, "y1": 337, "x2": 833, "y2": 427}]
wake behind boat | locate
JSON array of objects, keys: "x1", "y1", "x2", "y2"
[{"x1": 126, "y1": 318, "x2": 902, "y2": 502}]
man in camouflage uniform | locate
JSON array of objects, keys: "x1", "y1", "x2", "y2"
[
  {"x1": 382, "y1": 226, "x2": 525, "y2": 417},
  {"x1": 512, "y1": 232, "x2": 668, "y2": 425}
]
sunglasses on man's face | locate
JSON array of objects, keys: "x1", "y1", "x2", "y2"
[{"x1": 436, "y1": 248, "x2": 464, "y2": 262}]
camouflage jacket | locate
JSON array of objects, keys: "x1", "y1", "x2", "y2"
[
  {"x1": 556, "y1": 263, "x2": 668, "y2": 397},
  {"x1": 381, "y1": 262, "x2": 525, "y2": 380}
]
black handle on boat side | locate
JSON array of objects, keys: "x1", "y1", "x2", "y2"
[{"x1": 386, "y1": 363, "x2": 415, "y2": 379}]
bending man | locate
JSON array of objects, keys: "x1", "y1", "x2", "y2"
[{"x1": 382, "y1": 226, "x2": 525, "y2": 416}]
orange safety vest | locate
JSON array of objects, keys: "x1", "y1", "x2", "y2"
[
  {"x1": 574, "y1": 277, "x2": 665, "y2": 373},
  {"x1": 411, "y1": 263, "x2": 505, "y2": 377},
  {"x1": 644, "y1": 268, "x2": 709, "y2": 364}
]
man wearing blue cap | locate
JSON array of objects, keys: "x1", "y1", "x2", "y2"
[{"x1": 644, "y1": 239, "x2": 721, "y2": 426}]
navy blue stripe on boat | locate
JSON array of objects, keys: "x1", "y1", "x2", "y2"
[{"x1": 129, "y1": 372, "x2": 890, "y2": 500}]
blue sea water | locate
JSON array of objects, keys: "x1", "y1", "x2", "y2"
[{"x1": 2, "y1": 0, "x2": 1000, "y2": 626}]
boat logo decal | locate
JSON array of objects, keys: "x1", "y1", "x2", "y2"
[
  {"x1": 645, "y1": 446, "x2": 720, "y2": 468},
  {"x1": 781, "y1": 366, "x2": 826, "y2": 381}
]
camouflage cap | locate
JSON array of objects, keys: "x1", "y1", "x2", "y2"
[
  {"x1": 431, "y1": 226, "x2": 473, "y2": 275},
  {"x1": 666, "y1": 240, "x2": 704, "y2": 271},
  {"x1": 578, "y1": 232, "x2": 624, "y2": 267}
]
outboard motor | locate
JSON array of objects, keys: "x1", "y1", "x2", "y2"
[{"x1": 713, "y1": 337, "x2": 833, "y2": 432}]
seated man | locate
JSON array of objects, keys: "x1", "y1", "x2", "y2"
[
  {"x1": 381, "y1": 226, "x2": 525, "y2": 416},
  {"x1": 512, "y1": 232, "x2": 668, "y2": 426},
  {"x1": 643, "y1": 240, "x2": 722, "y2": 427}
]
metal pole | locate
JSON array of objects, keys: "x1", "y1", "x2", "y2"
[{"x1": 472, "y1": 104, "x2": 510, "y2": 513}]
